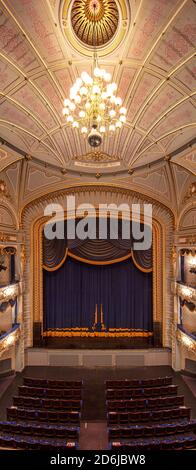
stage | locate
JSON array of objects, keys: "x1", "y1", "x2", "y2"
[
  {"x1": 25, "y1": 347, "x2": 171, "y2": 368},
  {"x1": 40, "y1": 336, "x2": 153, "y2": 349}
]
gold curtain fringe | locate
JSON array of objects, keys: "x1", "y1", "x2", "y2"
[{"x1": 42, "y1": 329, "x2": 153, "y2": 338}]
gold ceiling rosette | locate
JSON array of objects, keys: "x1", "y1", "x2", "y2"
[{"x1": 71, "y1": 0, "x2": 119, "y2": 46}]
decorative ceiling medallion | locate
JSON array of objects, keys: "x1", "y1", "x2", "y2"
[
  {"x1": 74, "y1": 151, "x2": 119, "y2": 162},
  {"x1": 61, "y1": 0, "x2": 129, "y2": 57},
  {"x1": 71, "y1": 0, "x2": 119, "y2": 47}
]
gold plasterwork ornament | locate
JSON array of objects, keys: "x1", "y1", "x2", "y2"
[
  {"x1": 61, "y1": 0, "x2": 130, "y2": 57},
  {"x1": 74, "y1": 151, "x2": 119, "y2": 162},
  {"x1": 71, "y1": 0, "x2": 119, "y2": 46}
]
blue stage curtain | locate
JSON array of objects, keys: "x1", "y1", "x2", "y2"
[{"x1": 43, "y1": 257, "x2": 152, "y2": 332}]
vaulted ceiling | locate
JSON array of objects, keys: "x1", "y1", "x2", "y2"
[{"x1": 0, "y1": 0, "x2": 195, "y2": 181}]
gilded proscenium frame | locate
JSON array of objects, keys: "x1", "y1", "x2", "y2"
[{"x1": 31, "y1": 213, "x2": 163, "y2": 342}]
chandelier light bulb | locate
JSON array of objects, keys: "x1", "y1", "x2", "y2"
[
  {"x1": 76, "y1": 78, "x2": 82, "y2": 87},
  {"x1": 110, "y1": 95, "x2": 116, "y2": 104},
  {"x1": 79, "y1": 110, "x2": 85, "y2": 118},
  {"x1": 115, "y1": 97, "x2": 122, "y2": 106},
  {"x1": 62, "y1": 107, "x2": 69, "y2": 116},
  {"x1": 74, "y1": 95, "x2": 81, "y2": 103},
  {"x1": 101, "y1": 92, "x2": 107, "y2": 100},
  {"x1": 109, "y1": 109, "x2": 116, "y2": 118},
  {"x1": 81, "y1": 71, "x2": 92, "y2": 85},
  {"x1": 99, "y1": 103, "x2": 105, "y2": 110},
  {"x1": 116, "y1": 120, "x2": 122, "y2": 128},
  {"x1": 109, "y1": 124, "x2": 115, "y2": 132},
  {"x1": 64, "y1": 99, "x2": 70, "y2": 107},
  {"x1": 100, "y1": 69, "x2": 106, "y2": 78},
  {"x1": 110, "y1": 82, "x2": 117, "y2": 91},
  {"x1": 80, "y1": 86, "x2": 88, "y2": 96},
  {"x1": 106, "y1": 85, "x2": 113, "y2": 97},
  {"x1": 85, "y1": 102, "x2": 91, "y2": 110},
  {"x1": 67, "y1": 115, "x2": 73, "y2": 123},
  {"x1": 72, "y1": 121, "x2": 79, "y2": 128},
  {"x1": 100, "y1": 126, "x2": 106, "y2": 133},
  {"x1": 104, "y1": 72, "x2": 111, "y2": 82},
  {"x1": 120, "y1": 114, "x2": 126, "y2": 123},
  {"x1": 120, "y1": 107, "x2": 127, "y2": 115},
  {"x1": 81, "y1": 126, "x2": 88, "y2": 134},
  {"x1": 69, "y1": 102, "x2": 76, "y2": 111},
  {"x1": 94, "y1": 67, "x2": 101, "y2": 77},
  {"x1": 92, "y1": 85, "x2": 101, "y2": 95}
]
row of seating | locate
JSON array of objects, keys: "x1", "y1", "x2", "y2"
[
  {"x1": 18, "y1": 385, "x2": 82, "y2": 399},
  {"x1": 107, "y1": 406, "x2": 191, "y2": 424},
  {"x1": 106, "y1": 394, "x2": 184, "y2": 411},
  {"x1": 106, "y1": 376, "x2": 173, "y2": 389},
  {"x1": 108, "y1": 420, "x2": 196, "y2": 439},
  {"x1": 106, "y1": 385, "x2": 178, "y2": 399},
  {"x1": 0, "y1": 421, "x2": 79, "y2": 439},
  {"x1": 13, "y1": 396, "x2": 82, "y2": 411},
  {"x1": 110, "y1": 434, "x2": 196, "y2": 450},
  {"x1": 7, "y1": 406, "x2": 80, "y2": 424},
  {"x1": 0, "y1": 433, "x2": 77, "y2": 450},
  {"x1": 23, "y1": 377, "x2": 82, "y2": 389}
]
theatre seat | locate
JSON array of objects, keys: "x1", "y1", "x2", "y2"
[
  {"x1": 106, "y1": 385, "x2": 178, "y2": 400},
  {"x1": 105, "y1": 377, "x2": 173, "y2": 389},
  {"x1": 0, "y1": 420, "x2": 80, "y2": 440},
  {"x1": 7, "y1": 406, "x2": 81, "y2": 425},
  {"x1": 109, "y1": 434, "x2": 196, "y2": 451},
  {"x1": 18, "y1": 385, "x2": 82, "y2": 399},
  {"x1": 107, "y1": 406, "x2": 191, "y2": 425},
  {"x1": 13, "y1": 396, "x2": 82, "y2": 411},
  {"x1": 0, "y1": 433, "x2": 78, "y2": 450},
  {"x1": 108, "y1": 420, "x2": 196, "y2": 440},
  {"x1": 23, "y1": 377, "x2": 83, "y2": 389}
]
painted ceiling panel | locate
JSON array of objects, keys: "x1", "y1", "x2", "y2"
[
  {"x1": 11, "y1": 84, "x2": 57, "y2": 129},
  {"x1": 6, "y1": 0, "x2": 64, "y2": 63},
  {"x1": 138, "y1": 84, "x2": 183, "y2": 130},
  {"x1": 152, "y1": 101, "x2": 196, "y2": 138},
  {"x1": 34, "y1": 75, "x2": 63, "y2": 117},
  {"x1": 118, "y1": 67, "x2": 137, "y2": 104},
  {"x1": 127, "y1": 0, "x2": 180, "y2": 60},
  {"x1": 0, "y1": 7, "x2": 40, "y2": 71},
  {"x1": 127, "y1": 72, "x2": 161, "y2": 122},
  {"x1": 174, "y1": 56, "x2": 196, "y2": 92},
  {"x1": 0, "y1": 59, "x2": 21, "y2": 91},
  {"x1": 0, "y1": 100, "x2": 43, "y2": 136},
  {"x1": 151, "y1": 0, "x2": 196, "y2": 71}
]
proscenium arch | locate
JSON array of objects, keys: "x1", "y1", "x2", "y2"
[{"x1": 21, "y1": 184, "x2": 174, "y2": 348}]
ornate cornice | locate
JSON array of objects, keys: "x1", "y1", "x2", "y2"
[{"x1": 21, "y1": 184, "x2": 175, "y2": 224}]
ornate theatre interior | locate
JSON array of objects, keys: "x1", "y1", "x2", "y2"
[{"x1": 0, "y1": 0, "x2": 195, "y2": 453}]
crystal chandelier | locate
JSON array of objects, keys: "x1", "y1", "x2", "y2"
[{"x1": 62, "y1": 2, "x2": 127, "y2": 147}]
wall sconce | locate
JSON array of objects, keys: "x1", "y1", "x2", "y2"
[
  {"x1": 0, "y1": 284, "x2": 19, "y2": 303},
  {"x1": 189, "y1": 254, "x2": 196, "y2": 274},
  {"x1": 180, "y1": 285, "x2": 193, "y2": 301}
]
